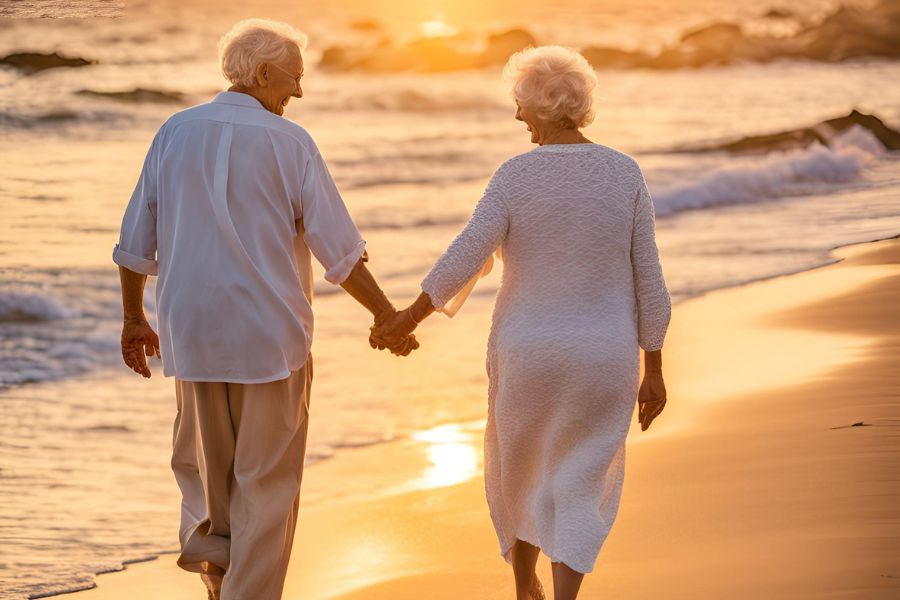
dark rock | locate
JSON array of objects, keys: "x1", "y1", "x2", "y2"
[
  {"x1": 646, "y1": 22, "x2": 780, "y2": 68},
  {"x1": 320, "y1": 27, "x2": 537, "y2": 73},
  {"x1": 349, "y1": 19, "x2": 383, "y2": 32},
  {"x1": 319, "y1": 46, "x2": 358, "y2": 70},
  {"x1": 481, "y1": 28, "x2": 537, "y2": 66},
  {"x1": 0, "y1": 51, "x2": 93, "y2": 73},
  {"x1": 581, "y1": 46, "x2": 653, "y2": 69},
  {"x1": 676, "y1": 109, "x2": 900, "y2": 154},
  {"x1": 762, "y1": 8, "x2": 794, "y2": 19},
  {"x1": 793, "y1": 0, "x2": 900, "y2": 61},
  {"x1": 823, "y1": 109, "x2": 900, "y2": 150}
]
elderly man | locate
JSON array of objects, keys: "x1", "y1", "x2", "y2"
[{"x1": 113, "y1": 18, "x2": 415, "y2": 600}]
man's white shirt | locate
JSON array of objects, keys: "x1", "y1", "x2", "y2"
[{"x1": 113, "y1": 91, "x2": 366, "y2": 383}]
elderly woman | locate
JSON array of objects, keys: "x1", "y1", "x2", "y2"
[{"x1": 372, "y1": 46, "x2": 672, "y2": 600}]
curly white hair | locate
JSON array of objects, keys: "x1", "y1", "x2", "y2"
[
  {"x1": 217, "y1": 18, "x2": 308, "y2": 87},
  {"x1": 502, "y1": 45, "x2": 598, "y2": 128}
]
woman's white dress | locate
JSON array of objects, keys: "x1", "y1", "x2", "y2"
[{"x1": 421, "y1": 143, "x2": 672, "y2": 574}]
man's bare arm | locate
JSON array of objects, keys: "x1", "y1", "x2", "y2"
[
  {"x1": 118, "y1": 265, "x2": 161, "y2": 377},
  {"x1": 339, "y1": 258, "x2": 418, "y2": 356},
  {"x1": 120, "y1": 266, "x2": 148, "y2": 323}
]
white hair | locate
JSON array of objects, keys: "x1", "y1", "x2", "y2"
[
  {"x1": 217, "y1": 18, "x2": 308, "y2": 87},
  {"x1": 502, "y1": 45, "x2": 598, "y2": 129}
]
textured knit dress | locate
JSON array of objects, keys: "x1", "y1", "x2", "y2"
[{"x1": 421, "y1": 143, "x2": 672, "y2": 574}]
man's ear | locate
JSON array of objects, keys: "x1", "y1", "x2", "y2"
[{"x1": 255, "y1": 62, "x2": 269, "y2": 87}]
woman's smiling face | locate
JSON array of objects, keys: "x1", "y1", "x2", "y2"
[
  {"x1": 515, "y1": 101, "x2": 537, "y2": 144},
  {"x1": 515, "y1": 100, "x2": 554, "y2": 145}
]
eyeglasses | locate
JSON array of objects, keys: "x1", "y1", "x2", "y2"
[{"x1": 268, "y1": 62, "x2": 303, "y2": 91}]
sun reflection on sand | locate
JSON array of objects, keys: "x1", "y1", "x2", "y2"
[{"x1": 411, "y1": 421, "x2": 484, "y2": 488}]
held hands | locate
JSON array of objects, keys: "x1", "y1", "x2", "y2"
[
  {"x1": 121, "y1": 316, "x2": 161, "y2": 378},
  {"x1": 369, "y1": 307, "x2": 420, "y2": 357}
]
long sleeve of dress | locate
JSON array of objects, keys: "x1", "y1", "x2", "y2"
[
  {"x1": 631, "y1": 168, "x2": 672, "y2": 351},
  {"x1": 421, "y1": 167, "x2": 509, "y2": 316}
]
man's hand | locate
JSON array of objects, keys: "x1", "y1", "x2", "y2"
[
  {"x1": 370, "y1": 308, "x2": 419, "y2": 357},
  {"x1": 637, "y1": 371, "x2": 667, "y2": 431},
  {"x1": 121, "y1": 317, "x2": 161, "y2": 378}
]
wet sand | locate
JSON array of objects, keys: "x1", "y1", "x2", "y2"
[{"x1": 75, "y1": 236, "x2": 900, "y2": 599}]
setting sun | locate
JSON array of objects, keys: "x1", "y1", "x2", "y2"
[{"x1": 419, "y1": 17, "x2": 460, "y2": 38}]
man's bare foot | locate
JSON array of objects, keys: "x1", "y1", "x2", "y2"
[
  {"x1": 530, "y1": 574, "x2": 546, "y2": 600},
  {"x1": 200, "y1": 561, "x2": 224, "y2": 600}
]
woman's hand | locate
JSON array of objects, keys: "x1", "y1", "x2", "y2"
[
  {"x1": 370, "y1": 308, "x2": 419, "y2": 356},
  {"x1": 637, "y1": 370, "x2": 667, "y2": 431},
  {"x1": 370, "y1": 308, "x2": 420, "y2": 357}
]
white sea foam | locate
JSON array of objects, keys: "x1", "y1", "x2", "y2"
[
  {"x1": 0, "y1": 286, "x2": 76, "y2": 322},
  {"x1": 653, "y1": 125, "x2": 886, "y2": 217},
  {"x1": 654, "y1": 125, "x2": 885, "y2": 217},
  {"x1": 0, "y1": 271, "x2": 135, "y2": 388}
]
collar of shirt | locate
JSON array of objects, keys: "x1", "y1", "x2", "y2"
[{"x1": 212, "y1": 91, "x2": 266, "y2": 110}]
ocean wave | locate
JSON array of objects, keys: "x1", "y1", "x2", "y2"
[
  {"x1": 0, "y1": 269, "x2": 133, "y2": 390},
  {"x1": 0, "y1": 108, "x2": 130, "y2": 130},
  {"x1": 77, "y1": 424, "x2": 135, "y2": 434},
  {"x1": 653, "y1": 125, "x2": 886, "y2": 217},
  {"x1": 0, "y1": 288, "x2": 77, "y2": 322},
  {"x1": 320, "y1": 88, "x2": 505, "y2": 112},
  {"x1": 75, "y1": 87, "x2": 185, "y2": 104},
  {"x1": 341, "y1": 170, "x2": 488, "y2": 190},
  {"x1": 331, "y1": 434, "x2": 396, "y2": 450},
  {"x1": 0, "y1": 110, "x2": 79, "y2": 125},
  {"x1": 357, "y1": 214, "x2": 468, "y2": 230}
]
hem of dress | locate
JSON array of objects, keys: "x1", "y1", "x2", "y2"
[{"x1": 499, "y1": 532, "x2": 596, "y2": 575}]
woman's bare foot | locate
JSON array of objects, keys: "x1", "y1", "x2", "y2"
[{"x1": 530, "y1": 574, "x2": 547, "y2": 600}]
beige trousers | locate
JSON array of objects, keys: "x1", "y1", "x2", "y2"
[{"x1": 171, "y1": 357, "x2": 313, "y2": 600}]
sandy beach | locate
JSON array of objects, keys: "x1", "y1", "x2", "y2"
[{"x1": 69, "y1": 235, "x2": 900, "y2": 599}]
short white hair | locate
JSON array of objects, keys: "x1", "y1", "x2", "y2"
[
  {"x1": 502, "y1": 45, "x2": 598, "y2": 129},
  {"x1": 217, "y1": 18, "x2": 308, "y2": 87}
]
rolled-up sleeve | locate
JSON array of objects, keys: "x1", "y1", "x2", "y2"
[
  {"x1": 113, "y1": 131, "x2": 160, "y2": 276},
  {"x1": 298, "y1": 149, "x2": 366, "y2": 284}
]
